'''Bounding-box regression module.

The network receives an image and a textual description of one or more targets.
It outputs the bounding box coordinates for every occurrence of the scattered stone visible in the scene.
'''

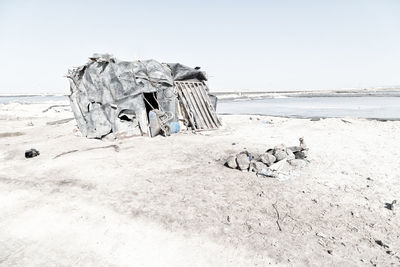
[316,232,327,238]
[226,156,237,169]
[327,250,333,255]
[259,153,276,166]
[27,121,34,126]
[232,142,237,145]
[236,153,250,171]
[310,117,320,121]
[25,148,40,158]
[384,200,397,211]
[375,240,389,249]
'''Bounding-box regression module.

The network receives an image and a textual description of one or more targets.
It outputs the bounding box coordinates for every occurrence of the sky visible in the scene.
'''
[0,0,399,94]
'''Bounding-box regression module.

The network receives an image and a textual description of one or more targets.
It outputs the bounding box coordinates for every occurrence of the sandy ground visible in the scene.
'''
[0,101,399,266]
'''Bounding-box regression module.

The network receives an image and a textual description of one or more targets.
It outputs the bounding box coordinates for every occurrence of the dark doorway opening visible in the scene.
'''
[143,93,159,119]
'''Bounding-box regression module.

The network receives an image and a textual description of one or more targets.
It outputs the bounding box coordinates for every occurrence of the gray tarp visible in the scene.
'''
[67,54,207,139]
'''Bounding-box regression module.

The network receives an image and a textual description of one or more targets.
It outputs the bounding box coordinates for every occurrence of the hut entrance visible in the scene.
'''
[143,93,159,119]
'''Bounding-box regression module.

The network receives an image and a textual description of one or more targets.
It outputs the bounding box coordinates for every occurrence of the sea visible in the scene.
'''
[1,93,400,120]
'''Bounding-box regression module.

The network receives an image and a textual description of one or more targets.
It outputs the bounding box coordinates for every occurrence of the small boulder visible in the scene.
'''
[25,148,40,158]
[273,144,287,161]
[249,161,268,172]
[236,153,250,171]
[294,150,308,159]
[260,153,276,166]
[273,150,287,162]
[286,149,295,160]
[226,155,237,169]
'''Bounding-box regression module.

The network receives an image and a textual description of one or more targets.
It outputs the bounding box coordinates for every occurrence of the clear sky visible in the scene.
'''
[0,0,399,94]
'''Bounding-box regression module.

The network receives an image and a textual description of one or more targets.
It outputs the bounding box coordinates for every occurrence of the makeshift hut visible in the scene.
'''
[67,54,220,139]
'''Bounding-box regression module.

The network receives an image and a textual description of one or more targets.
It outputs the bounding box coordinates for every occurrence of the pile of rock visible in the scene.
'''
[225,138,309,178]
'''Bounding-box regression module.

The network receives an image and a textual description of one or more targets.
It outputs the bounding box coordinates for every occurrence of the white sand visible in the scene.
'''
[0,102,399,266]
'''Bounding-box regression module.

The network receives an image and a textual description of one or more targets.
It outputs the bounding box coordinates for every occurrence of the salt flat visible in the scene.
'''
[0,102,399,266]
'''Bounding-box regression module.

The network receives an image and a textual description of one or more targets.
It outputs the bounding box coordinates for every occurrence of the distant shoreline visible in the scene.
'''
[214,88,400,100]
[1,87,400,99]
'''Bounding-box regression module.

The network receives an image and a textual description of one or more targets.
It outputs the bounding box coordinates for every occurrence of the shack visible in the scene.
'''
[67,54,220,139]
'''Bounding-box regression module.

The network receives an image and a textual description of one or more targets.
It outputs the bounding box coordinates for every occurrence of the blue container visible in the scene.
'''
[170,122,180,134]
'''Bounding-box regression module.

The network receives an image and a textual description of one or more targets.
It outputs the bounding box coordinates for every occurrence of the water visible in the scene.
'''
[217,96,400,119]
[2,95,400,120]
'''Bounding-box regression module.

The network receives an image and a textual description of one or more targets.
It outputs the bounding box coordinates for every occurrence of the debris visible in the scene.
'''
[272,203,282,231]
[225,156,238,169]
[375,240,389,249]
[42,105,70,113]
[46,118,74,125]
[256,168,277,178]
[236,153,250,171]
[25,148,40,158]
[53,150,79,159]
[384,200,397,211]
[316,232,327,238]
[299,137,307,150]
[310,117,320,121]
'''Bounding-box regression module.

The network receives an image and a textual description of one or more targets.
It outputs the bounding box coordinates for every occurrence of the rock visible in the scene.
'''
[236,153,250,171]
[286,149,295,160]
[288,159,307,168]
[287,146,302,153]
[270,159,291,172]
[294,150,308,159]
[25,148,40,158]
[260,153,276,166]
[266,148,274,155]
[375,240,389,249]
[273,144,288,161]
[225,156,237,169]
[273,150,287,161]
[384,200,397,211]
[249,161,268,172]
